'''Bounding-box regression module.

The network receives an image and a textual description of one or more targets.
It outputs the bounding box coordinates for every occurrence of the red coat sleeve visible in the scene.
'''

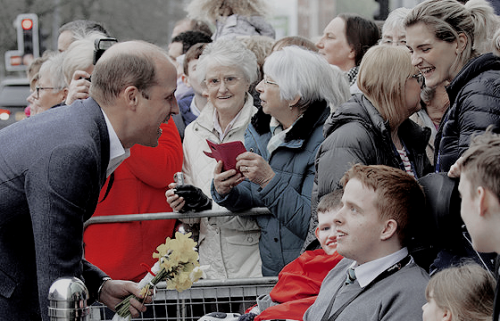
[255,249,343,321]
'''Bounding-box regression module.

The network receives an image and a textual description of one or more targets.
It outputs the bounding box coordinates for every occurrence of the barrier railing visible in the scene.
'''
[85,207,277,321]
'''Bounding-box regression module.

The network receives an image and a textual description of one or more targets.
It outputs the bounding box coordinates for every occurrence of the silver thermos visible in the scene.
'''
[48,277,90,321]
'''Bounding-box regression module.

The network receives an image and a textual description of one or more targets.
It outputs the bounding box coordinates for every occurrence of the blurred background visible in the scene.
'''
[0,0,430,79]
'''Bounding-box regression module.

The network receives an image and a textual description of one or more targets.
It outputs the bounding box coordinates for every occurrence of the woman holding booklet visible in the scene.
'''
[165,39,262,280]
[211,46,349,276]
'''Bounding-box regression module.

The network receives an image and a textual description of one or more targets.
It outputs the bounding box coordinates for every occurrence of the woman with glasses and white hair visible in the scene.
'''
[29,53,68,116]
[303,45,433,255]
[211,46,350,276]
[166,38,262,279]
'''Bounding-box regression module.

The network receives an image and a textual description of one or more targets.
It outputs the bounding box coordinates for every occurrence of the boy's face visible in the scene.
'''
[185,59,205,96]
[315,208,340,255]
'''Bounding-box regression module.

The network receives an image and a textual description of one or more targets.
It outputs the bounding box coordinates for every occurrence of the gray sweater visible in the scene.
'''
[304,258,429,321]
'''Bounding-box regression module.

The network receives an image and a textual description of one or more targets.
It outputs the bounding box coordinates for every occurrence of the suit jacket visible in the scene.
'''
[0,97,110,320]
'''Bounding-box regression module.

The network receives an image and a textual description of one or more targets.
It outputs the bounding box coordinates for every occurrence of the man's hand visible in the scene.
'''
[99,280,152,317]
[66,70,91,105]
[448,156,464,178]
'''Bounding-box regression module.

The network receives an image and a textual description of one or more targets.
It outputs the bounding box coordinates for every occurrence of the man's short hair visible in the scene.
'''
[317,189,343,214]
[90,41,167,105]
[461,126,500,201]
[59,20,110,39]
[171,31,212,55]
[340,164,425,245]
[183,42,208,75]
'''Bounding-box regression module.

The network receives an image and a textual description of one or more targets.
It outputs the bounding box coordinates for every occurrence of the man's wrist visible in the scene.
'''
[97,277,112,303]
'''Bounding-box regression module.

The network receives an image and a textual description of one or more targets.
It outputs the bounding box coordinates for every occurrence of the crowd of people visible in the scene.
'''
[2,0,500,320]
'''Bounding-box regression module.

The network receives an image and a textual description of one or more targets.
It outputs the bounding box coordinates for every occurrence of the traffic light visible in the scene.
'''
[16,14,40,58]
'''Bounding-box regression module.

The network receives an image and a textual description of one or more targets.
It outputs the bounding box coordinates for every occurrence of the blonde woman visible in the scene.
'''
[305,45,432,252]
[423,264,495,321]
[405,0,500,172]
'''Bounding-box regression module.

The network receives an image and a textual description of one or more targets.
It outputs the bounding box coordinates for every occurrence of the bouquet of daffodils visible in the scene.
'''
[112,232,204,321]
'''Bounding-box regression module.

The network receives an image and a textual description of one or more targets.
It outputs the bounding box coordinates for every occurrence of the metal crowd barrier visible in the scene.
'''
[84,208,278,321]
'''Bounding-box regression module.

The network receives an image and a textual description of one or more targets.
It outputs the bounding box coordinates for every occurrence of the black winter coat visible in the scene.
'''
[435,53,500,172]
[303,94,432,250]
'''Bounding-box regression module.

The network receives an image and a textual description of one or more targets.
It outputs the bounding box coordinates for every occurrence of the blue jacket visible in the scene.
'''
[212,100,330,276]
[0,98,109,320]
[436,53,500,172]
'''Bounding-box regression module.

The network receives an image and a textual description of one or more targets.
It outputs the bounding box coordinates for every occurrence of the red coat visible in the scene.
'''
[253,249,343,321]
[84,120,183,282]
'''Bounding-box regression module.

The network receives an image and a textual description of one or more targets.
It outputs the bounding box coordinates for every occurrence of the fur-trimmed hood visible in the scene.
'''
[250,99,330,143]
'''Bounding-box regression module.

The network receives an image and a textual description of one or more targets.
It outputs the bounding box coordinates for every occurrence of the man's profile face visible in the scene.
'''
[335,178,386,264]
[135,58,179,147]
[458,172,486,252]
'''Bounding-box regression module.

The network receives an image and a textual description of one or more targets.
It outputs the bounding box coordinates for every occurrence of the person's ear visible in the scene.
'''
[61,88,69,103]
[315,226,320,240]
[442,308,452,321]
[380,219,397,241]
[289,95,301,108]
[348,46,356,60]
[181,73,191,88]
[456,32,468,54]
[123,86,139,110]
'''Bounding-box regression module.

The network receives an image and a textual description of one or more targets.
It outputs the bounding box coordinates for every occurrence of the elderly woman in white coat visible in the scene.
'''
[166,39,262,279]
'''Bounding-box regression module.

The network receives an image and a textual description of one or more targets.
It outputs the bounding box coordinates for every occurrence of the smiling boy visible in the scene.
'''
[241,190,344,321]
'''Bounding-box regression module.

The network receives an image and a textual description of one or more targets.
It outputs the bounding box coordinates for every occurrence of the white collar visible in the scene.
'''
[101,109,130,177]
[351,248,409,288]
[190,97,202,117]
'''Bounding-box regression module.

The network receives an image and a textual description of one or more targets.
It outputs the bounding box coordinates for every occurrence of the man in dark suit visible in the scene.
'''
[0,40,179,320]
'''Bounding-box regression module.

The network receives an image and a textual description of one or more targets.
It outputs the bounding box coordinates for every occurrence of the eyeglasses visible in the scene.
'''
[205,76,241,89]
[262,77,279,86]
[409,73,425,88]
[34,87,58,99]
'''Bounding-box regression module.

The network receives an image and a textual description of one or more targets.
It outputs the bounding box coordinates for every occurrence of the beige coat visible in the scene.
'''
[182,94,262,279]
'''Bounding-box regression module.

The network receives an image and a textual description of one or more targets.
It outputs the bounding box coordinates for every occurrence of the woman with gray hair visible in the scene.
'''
[166,38,262,279]
[30,53,68,116]
[211,46,349,276]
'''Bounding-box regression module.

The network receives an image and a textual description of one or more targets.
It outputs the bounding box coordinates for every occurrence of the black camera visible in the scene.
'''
[93,38,118,65]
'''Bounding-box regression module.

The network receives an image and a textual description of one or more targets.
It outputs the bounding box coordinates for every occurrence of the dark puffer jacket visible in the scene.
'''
[303,94,432,250]
[212,100,330,276]
[435,53,500,172]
